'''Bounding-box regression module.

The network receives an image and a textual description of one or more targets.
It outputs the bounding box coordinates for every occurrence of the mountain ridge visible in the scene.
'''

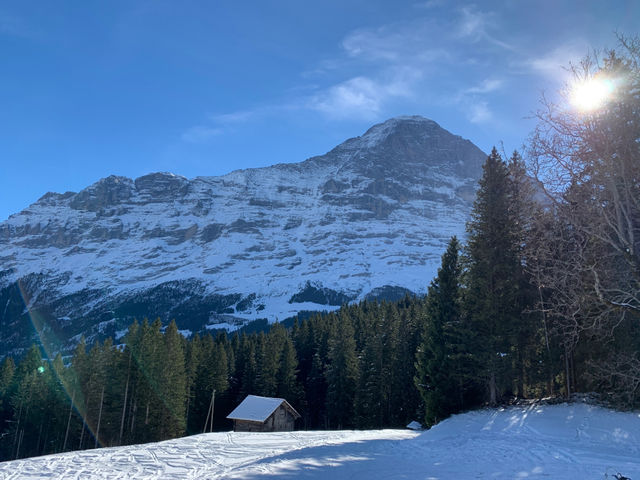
[17,116,478,213]
[0,115,486,357]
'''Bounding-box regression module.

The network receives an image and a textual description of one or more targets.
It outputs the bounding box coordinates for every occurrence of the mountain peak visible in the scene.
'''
[327,115,468,154]
[358,116,440,148]
[312,115,485,179]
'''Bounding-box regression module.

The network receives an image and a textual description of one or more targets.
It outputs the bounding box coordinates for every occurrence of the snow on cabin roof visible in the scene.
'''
[227,395,300,422]
[406,421,422,430]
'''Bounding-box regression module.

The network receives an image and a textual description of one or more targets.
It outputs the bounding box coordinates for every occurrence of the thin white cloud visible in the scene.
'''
[308,68,420,120]
[207,110,256,124]
[468,101,492,124]
[183,107,272,143]
[309,77,382,119]
[455,5,516,52]
[193,68,419,125]
[413,0,445,9]
[463,78,504,95]
[452,78,501,126]
[457,6,488,41]
[185,4,523,130]
[518,41,590,80]
[341,21,451,64]
[181,126,224,143]
[183,103,300,142]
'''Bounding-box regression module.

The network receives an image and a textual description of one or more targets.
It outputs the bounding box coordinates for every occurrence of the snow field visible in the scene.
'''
[1,403,639,479]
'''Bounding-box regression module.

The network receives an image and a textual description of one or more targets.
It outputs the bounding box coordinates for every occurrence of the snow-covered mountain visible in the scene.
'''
[0,116,486,357]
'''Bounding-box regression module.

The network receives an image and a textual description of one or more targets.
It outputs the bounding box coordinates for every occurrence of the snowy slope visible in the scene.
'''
[0,116,486,356]
[1,403,638,479]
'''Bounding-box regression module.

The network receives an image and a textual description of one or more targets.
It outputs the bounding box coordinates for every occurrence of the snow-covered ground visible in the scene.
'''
[1,403,639,479]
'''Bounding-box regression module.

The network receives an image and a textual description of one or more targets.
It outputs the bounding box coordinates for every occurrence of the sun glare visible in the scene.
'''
[569,76,615,112]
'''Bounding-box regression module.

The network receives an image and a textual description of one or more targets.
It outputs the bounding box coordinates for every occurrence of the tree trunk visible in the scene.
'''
[15,429,24,460]
[13,399,23,456]
[489,371,497,406]
[538,286,555,396]
[79,396,89,450]
[41,426,48,456]
[63,390,75,451]
[95,386,105,448]
[36,420,43,455]
[570,352,576,395]
[517,349,525,398]
[185,395,190,433]
[130,401,137,436]
[119,352,132,445]
[564,347,572,398]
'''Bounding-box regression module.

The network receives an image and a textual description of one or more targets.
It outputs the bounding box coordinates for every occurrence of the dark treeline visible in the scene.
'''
[0,38,638,462]
[0,301,425,461]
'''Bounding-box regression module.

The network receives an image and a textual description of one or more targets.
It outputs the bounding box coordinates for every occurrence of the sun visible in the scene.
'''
[569,76,615,112]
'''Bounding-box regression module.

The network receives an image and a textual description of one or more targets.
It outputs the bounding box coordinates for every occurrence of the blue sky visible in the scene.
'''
[1,1,638,220]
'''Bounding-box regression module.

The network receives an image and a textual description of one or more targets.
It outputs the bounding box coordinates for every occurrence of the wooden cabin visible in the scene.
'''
[227,395,301,432]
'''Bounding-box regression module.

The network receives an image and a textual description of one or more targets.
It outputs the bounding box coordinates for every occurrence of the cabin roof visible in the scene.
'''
[226,395,300,422]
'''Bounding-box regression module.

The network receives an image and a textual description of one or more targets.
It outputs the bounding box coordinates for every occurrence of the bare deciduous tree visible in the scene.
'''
[525,36,640,403]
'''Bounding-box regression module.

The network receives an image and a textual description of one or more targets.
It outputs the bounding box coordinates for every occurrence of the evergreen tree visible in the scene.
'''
[184,333,202,434]
[305,352,327,429]
[415,236,464,426]
[326,313,359,429]
[355,328,385,428]
[259,325,287,397]
[44,354,70,454]
[81,341,106,448]
[68,337,90,450]
[158,321,187,439]
[210,342,230,429]
[0,358,15,397]
[237,335,258,399]
[10,345,47,459]
[0,357,15,431]
[292,320,313,395]
[391,302,422,426]
[506,151,541,397]
[463,148,526,405]
[129,319,164,443]
[383,303,408,427]
[190,334,230,433]
[276,336,302,407]
[119,322,140,446]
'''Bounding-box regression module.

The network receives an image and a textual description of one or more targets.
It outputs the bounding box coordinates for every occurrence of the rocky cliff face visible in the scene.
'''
[0,116,486,357]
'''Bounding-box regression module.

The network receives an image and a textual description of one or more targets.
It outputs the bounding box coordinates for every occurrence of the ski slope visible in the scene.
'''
[1,403,639,479]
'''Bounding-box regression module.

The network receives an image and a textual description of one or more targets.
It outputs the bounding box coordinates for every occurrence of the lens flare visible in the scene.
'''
[569,76,615,112]
[15,281,182,450]
[16,279,103,448]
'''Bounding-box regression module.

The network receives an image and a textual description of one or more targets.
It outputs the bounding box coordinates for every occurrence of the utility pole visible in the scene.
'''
[210,389,215,432]
[95,386,105,448]
[203,389,216,433]
[63,390,75,451]
[119,350,132,445]
[13,399,22,458]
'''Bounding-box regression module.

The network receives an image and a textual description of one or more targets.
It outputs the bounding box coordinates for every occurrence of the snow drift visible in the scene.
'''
[1,403,638,479]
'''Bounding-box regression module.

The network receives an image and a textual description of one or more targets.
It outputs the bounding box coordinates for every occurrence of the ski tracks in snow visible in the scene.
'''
[1,404,640,479]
